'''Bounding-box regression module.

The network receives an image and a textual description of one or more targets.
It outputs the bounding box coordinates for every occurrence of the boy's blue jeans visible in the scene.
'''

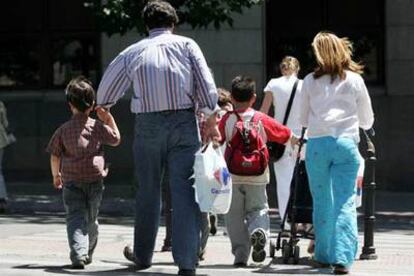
[132,109,201,270]
[62,180,104,264]
[305,136,360,268]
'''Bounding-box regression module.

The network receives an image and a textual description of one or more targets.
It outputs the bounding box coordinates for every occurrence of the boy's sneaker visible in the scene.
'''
[233,262,247,268]
[71,260,85,269]
[85,256,92,265]
[250,229,266,263]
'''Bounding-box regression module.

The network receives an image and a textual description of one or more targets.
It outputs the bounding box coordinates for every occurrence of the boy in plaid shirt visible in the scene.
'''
[47,77,121,269]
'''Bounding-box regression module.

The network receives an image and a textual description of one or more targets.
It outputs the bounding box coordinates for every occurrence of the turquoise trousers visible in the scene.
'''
[305,136,360,268]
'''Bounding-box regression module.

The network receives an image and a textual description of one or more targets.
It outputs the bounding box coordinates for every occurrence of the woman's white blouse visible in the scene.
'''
[299,71,374,142]
[264,75,303,136]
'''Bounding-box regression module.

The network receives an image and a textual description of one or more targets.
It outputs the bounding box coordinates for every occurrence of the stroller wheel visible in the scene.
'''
[293,245,300,264]
[269,239,276,258]
[282,244,291,264]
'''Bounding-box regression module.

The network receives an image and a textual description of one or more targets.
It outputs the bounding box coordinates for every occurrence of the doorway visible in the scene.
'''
[265,0,385,85]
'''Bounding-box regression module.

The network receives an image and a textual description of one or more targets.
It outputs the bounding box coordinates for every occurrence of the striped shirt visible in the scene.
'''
[97,28,218,114]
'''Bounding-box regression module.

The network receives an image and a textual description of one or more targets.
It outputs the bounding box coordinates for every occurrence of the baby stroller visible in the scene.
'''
[269,128,314,264]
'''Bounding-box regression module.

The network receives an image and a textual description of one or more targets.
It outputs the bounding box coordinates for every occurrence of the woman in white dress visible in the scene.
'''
[260,56,302,226]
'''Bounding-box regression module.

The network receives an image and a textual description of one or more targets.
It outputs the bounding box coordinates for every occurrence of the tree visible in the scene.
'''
[84,0,263,37]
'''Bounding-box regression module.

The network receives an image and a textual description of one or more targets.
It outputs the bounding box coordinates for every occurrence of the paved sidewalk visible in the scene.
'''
[0,190,413,275]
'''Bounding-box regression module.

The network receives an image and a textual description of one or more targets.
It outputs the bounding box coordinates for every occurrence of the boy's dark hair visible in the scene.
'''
[231,75,256,102]
[65,76,95,113]
[217,88,231,108]
[143,0,179,30]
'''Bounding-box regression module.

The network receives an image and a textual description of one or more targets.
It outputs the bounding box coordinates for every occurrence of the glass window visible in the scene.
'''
[0,0,43,32]
[52,37,99,86]
[0,37,41,88]
[266,0,385,85]
[48,0,96,31]
[0,0,99,89]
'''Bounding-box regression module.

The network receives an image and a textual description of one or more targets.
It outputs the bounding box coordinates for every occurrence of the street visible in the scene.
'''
[1,192,414,275]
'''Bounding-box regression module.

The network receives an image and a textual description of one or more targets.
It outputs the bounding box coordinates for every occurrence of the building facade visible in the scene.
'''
[0,0,413,191]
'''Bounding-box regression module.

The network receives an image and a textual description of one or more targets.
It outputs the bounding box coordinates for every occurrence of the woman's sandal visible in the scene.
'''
[308,257,331,268]
[333,264,349,275]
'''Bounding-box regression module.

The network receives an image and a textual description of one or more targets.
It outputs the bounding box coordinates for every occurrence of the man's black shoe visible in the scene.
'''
[123,245,151,270]
[178,268,196,276]
[161,244,172,252]
[123,245,136,263]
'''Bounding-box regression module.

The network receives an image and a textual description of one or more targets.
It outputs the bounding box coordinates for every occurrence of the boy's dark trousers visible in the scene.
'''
[63,180,104,264]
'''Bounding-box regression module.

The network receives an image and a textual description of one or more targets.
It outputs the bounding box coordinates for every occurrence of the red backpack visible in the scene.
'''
[224,112,269,176]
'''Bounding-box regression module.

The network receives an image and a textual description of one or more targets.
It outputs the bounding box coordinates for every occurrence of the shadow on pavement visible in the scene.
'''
[3,191,414,232]
[12,263,181,275]
[252,258,332,275]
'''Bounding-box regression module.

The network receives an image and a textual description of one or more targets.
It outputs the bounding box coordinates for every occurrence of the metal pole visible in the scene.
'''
[360,129,378,260]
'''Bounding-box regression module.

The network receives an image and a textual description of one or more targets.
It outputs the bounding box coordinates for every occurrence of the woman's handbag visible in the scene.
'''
[267,79,299,162]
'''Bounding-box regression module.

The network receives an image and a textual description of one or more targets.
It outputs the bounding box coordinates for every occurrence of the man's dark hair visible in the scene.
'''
[231,75,256,102]
[143,0,179,30]
[65,76,95,113]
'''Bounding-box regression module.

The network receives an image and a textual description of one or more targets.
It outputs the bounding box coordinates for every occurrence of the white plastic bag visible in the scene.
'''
[355,153,365,208]
[193,143,232,214]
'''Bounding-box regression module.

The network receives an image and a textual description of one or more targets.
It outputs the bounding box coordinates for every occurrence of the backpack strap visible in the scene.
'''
[233,111,244,122]
[232,110,257,123]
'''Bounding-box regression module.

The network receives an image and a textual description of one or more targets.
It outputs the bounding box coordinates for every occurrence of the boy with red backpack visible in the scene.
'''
[219,76,296,266]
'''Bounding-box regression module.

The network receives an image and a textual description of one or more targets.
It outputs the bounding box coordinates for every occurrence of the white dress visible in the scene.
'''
[263,75,303,221]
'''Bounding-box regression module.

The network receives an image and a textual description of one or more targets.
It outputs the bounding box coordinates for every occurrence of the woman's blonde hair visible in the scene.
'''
[279,56,300,75]
[312,31,364,81]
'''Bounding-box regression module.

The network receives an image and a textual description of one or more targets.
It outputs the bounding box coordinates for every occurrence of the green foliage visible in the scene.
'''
[84,0,263,36]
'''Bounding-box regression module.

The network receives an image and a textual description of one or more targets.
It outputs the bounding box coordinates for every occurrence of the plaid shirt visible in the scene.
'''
[46,113,120,183]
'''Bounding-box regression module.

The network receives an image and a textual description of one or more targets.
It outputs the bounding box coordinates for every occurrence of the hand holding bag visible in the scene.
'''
[267,79,299,162]
[193,143,232,214]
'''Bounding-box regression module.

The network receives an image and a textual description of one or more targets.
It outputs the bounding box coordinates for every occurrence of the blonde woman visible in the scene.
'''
[260,56,302,226]
[300,32,374,274]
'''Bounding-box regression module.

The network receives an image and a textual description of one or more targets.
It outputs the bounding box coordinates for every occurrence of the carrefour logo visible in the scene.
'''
[214,167,231,186]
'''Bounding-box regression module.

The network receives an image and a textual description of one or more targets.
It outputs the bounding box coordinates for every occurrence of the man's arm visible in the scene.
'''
[97,54,132,108]
[187,40,221,142]
[187,40,218,113]
[96,107,121,146]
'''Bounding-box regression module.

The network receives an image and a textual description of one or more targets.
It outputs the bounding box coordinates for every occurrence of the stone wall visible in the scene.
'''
[101,6,265,93]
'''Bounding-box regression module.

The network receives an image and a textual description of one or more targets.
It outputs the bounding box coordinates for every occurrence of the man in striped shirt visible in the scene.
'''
[96,1,219,275]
